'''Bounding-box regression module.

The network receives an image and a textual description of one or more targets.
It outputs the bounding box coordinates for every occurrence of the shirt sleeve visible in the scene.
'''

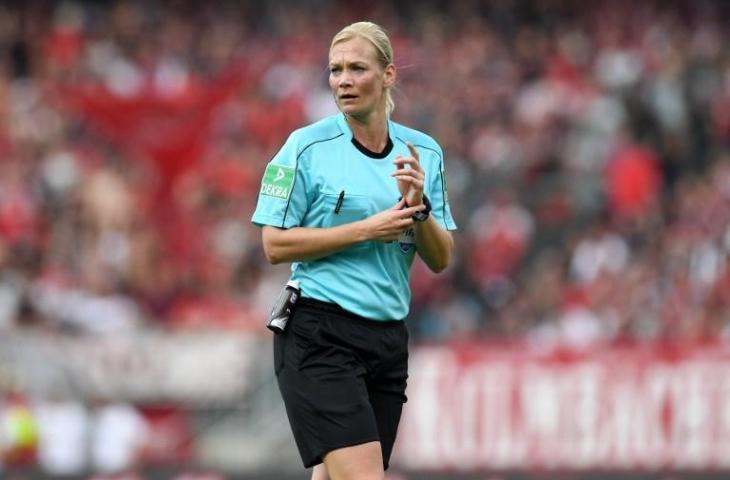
[427,148,458,231]
[251,134,310,229]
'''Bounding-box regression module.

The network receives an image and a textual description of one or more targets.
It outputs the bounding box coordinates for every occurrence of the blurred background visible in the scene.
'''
[0,0,728,479]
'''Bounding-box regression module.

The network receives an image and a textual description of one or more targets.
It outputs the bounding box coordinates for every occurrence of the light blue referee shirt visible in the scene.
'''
[252,113,457,321]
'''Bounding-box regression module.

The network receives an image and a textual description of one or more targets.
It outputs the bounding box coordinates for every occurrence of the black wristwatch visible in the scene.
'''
[410,194,432,222]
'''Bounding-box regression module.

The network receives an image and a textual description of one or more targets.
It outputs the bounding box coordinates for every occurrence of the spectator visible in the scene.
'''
[0,0,725,356]
[90,399,149,475]
[0,0,728,477]
[35,392,89,476]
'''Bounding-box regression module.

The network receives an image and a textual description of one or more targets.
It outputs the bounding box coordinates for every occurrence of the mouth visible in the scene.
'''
[339,94,358,101]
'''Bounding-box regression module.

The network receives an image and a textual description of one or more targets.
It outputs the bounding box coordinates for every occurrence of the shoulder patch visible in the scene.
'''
[260,164,295,200]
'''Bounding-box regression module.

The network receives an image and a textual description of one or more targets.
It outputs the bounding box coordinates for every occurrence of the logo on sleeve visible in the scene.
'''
[260,164,295,200]
[398,228,415,253]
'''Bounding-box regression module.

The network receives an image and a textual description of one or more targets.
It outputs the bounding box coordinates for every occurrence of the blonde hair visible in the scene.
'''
[330,21,395,117]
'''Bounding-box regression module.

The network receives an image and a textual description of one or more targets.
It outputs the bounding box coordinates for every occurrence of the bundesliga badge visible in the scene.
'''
[398,228,415,253]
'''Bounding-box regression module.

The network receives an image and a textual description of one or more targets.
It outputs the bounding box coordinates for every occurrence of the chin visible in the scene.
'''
[340,105,372,119]
[340,108,361,118]
[339,103,358,113]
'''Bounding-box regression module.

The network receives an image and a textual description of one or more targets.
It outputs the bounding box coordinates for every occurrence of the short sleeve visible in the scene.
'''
[428,149,457,231]
[251,135,310,229]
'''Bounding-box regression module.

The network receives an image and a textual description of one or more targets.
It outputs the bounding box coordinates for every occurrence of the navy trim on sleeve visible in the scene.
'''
[438,159,448,225]
[394,136,449,229]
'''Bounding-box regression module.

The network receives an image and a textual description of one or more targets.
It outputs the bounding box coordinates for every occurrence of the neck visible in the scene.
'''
[345,111,389,153]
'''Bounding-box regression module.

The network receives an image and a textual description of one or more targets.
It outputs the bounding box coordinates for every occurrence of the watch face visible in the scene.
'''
[413,211,429,222]
[411,195,431,221]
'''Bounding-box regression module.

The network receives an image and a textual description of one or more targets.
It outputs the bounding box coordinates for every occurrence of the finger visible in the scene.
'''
[390,171,424,182]
[400,204,426,216]
[392,177,425,191]
[402,217,417,226]
[391,167,424,178]
[406,142,420,163]
[391,198,407,210]
[393,157,421,169]
[394,219,415,230]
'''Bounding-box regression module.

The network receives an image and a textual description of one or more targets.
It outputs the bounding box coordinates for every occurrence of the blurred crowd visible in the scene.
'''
[1,389,152,477]
[0,0,729,477]
[0,0,728,349]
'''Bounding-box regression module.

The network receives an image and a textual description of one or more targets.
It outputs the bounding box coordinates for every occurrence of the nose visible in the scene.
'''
[337,70,353,87]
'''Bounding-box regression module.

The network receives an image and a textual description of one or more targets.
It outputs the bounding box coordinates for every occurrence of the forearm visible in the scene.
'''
[415,217,454,273]
[262,224,368,264]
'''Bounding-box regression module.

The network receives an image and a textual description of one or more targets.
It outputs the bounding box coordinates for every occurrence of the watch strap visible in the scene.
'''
[410,194,431,222]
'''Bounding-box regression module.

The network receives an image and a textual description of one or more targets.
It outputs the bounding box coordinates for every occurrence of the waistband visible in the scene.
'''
[297,297,403,325]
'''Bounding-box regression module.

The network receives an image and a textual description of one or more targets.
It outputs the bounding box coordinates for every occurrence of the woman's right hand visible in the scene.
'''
[362,199,426,242]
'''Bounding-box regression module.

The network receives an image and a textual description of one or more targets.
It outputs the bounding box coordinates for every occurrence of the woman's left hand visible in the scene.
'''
[392,142,425,207]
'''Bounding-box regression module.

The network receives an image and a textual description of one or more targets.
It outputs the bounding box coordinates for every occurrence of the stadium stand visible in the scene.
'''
[0,0,727,478]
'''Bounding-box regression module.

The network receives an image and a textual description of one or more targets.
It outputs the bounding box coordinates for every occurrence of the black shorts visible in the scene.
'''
[273,297,409,470]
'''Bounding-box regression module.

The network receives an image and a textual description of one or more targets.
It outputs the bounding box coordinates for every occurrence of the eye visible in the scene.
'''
[329,66,341,74]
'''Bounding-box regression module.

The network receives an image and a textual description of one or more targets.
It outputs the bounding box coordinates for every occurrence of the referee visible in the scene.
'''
[252,21,456,480]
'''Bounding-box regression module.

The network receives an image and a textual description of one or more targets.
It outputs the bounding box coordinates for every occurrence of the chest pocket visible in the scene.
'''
[322,193,371,227]
[322,193,372,253]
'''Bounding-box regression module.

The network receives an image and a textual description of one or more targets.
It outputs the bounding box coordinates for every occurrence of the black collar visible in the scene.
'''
[351,136,393,159]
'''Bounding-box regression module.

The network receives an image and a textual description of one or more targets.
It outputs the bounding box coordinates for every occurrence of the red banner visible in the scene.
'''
[396,343,730,471]
[58,67,247,197]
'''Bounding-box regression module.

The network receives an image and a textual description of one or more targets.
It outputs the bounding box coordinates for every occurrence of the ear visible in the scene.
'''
[383,63,396,88]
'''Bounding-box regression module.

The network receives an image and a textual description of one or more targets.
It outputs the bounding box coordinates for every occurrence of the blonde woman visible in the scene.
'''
[252,21,456,480]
